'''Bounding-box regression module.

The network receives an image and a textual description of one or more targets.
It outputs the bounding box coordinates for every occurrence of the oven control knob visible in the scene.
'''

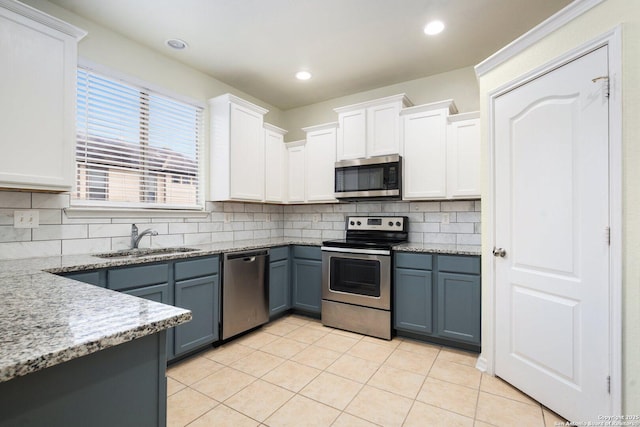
[388,221,393,226]
[357,221,361,226]
[350,221,355,226]
[396,221,401,227]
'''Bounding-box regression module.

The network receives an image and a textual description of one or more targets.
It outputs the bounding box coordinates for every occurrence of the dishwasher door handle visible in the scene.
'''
[225,249,269,261]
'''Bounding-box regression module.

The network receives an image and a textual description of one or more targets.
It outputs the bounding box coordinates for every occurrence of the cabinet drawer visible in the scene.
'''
[270,246,289,262]
[395,252,432,270]
[175,256,219,281]
[64,270,104,287]
[292,245,321,260]
[108,264,168,291]
[438,255,480,275]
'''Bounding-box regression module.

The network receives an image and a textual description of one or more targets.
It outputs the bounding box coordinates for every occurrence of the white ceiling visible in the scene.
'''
[47,0,573,110]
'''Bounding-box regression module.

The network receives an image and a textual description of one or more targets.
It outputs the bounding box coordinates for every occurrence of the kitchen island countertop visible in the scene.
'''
[0,272,190,383]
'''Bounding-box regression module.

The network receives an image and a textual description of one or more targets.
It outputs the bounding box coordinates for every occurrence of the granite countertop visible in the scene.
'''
[0,236,477,384]
[393,242,482,256]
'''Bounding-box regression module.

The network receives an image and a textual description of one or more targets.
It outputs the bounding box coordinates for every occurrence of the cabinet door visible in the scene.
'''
[367,102,401,157]
[337,109,366,160]
[447,117,481,198]
[402,109,448,199]
[174,274,219,356]
[305,128,337,202]
[229,102,265,201]
[394,268,433,334]
[287,143,306,203]
[265,127,286,202]
[0,7,80,191]
[123,283,174,360]
[291,258,322,314]
[269,259,290,316]
[436,272,480,345]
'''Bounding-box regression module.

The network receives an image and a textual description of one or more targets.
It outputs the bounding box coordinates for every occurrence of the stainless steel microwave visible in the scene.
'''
[334,154,401,201]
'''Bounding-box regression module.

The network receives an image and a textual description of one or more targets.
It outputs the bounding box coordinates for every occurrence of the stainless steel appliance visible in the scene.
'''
[334,155,401,201]
[222,249,269,340]
[321,216,408,340]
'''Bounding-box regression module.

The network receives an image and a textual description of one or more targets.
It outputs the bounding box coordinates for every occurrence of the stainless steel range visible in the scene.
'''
[321,216,408,340]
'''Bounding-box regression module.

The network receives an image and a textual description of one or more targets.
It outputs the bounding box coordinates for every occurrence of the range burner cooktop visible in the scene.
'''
[322,216,408,250]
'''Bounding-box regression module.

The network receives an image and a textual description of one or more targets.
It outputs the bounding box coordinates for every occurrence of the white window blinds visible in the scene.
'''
[75,67,203,209]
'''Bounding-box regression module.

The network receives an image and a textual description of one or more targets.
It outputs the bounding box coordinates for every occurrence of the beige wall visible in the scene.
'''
[477,0,640,413]
[282,66,479,141]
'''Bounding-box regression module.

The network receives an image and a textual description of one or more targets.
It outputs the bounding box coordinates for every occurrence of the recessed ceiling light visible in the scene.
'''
[423,20,445,36]
[295,71,312,81]
[166,38,188,50]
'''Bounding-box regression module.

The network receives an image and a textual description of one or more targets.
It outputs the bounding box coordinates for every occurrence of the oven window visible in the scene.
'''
[330,257,380,297]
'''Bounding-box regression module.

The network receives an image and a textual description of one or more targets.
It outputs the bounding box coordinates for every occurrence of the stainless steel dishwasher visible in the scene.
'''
[222,249,270,340]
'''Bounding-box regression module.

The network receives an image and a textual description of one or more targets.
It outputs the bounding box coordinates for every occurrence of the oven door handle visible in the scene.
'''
[321,246,391,256]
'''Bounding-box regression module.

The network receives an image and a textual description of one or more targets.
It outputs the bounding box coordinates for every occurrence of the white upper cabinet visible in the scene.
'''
[264,123,288,203]
[209,93,268,202]
[334,94,412,161]
[286,140,306,203]
[303,123,337,203]
[401,100,458,200]
[447,112,481,198]
[0,1,85,192]
[336,109,366,160]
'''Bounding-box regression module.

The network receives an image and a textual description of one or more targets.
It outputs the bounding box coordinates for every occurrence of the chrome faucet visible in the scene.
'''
[131,224,158,249]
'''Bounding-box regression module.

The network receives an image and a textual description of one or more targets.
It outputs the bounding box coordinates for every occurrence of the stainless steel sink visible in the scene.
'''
[95,247,200,259]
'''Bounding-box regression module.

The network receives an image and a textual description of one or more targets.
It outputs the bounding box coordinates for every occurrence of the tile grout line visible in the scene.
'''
[400,346,442,426]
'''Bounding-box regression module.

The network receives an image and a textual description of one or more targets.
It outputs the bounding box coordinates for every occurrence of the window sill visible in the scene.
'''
[64,206,209,219]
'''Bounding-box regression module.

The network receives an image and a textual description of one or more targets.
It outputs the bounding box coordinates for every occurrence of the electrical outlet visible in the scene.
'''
[441,213,450,225]
[264,214,271,222]
[224,213,233,223]
[14,210,39,228]
[312,214,321,223]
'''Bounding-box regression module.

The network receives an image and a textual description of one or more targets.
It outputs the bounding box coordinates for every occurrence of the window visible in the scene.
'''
[75,66,203,209]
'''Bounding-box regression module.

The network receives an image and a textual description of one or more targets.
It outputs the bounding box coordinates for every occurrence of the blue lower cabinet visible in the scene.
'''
[58,255,223,361]
[394,268,433,334]
[394,252,481,350]
[269,259,290,316]
[292,259,322,314]
[291,246,322,315]
[174,274,219,357]
[437,272,481,345]
[269,246,291,316]
[123,283,174,359]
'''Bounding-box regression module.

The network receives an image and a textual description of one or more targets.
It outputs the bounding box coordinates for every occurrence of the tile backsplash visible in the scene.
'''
[0,190,480,260]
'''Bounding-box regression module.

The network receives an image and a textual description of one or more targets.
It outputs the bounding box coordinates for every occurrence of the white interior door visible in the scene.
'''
[494,46,610,421]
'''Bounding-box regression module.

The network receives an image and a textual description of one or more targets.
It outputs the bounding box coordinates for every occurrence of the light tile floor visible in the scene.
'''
[167,314,565,427]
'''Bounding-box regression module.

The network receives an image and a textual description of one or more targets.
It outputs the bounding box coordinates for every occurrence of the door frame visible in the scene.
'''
[480,26,622,414]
